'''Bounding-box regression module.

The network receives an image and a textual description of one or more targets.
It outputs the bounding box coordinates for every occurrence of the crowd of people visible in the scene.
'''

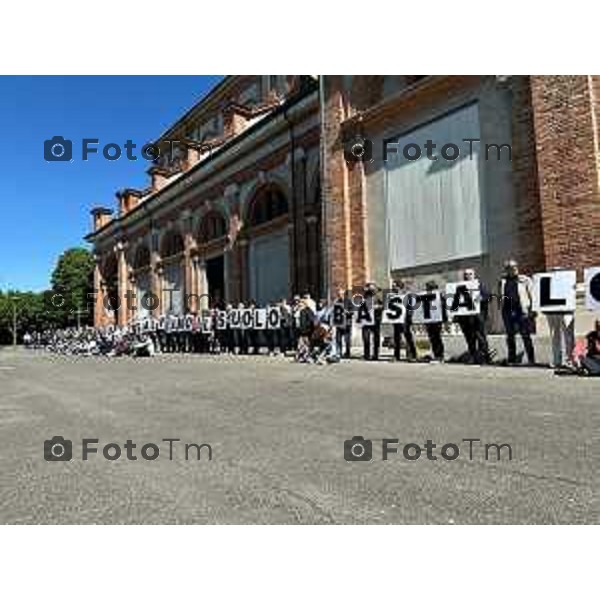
[22,259,600,376]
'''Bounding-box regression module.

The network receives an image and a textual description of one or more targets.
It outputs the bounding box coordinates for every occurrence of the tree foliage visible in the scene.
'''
[0,247,95,344]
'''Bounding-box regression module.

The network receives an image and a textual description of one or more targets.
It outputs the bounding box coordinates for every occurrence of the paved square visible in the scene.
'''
[0,349,597,523]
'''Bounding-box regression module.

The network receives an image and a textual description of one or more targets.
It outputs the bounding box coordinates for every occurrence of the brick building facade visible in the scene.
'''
[88,75,600,331]
[88,76,321,327]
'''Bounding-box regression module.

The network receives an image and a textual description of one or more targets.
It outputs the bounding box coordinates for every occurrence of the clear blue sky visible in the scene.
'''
[0,75,223,292]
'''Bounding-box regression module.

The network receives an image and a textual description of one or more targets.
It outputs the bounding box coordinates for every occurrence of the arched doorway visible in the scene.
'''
[197,210,227,307]
[160,229,185,315]
[304,176,322,298]
[245,184,290,304]
[101,253,119,323]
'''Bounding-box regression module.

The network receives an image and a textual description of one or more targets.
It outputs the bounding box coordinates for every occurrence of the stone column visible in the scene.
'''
[181,211,195,314]
[238,238,249,301]
[198,260,209,311]
[223,183,240,303]
[128,270,137,322]
[190,254,200,312]
[116,241,129,326]
[150,227,162,316]
[305,214,319,297]
[93,257,105,328]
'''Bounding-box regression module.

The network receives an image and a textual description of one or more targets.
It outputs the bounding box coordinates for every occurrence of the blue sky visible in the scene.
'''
[0,75,223,292]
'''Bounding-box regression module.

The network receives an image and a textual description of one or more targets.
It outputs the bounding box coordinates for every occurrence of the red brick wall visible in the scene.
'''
[530,75,600,273]
[322,76,352,291]
[510,76,546,274]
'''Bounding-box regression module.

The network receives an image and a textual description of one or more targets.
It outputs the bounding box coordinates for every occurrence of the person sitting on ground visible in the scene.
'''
[132,333,156,358]
[577,319,600,376]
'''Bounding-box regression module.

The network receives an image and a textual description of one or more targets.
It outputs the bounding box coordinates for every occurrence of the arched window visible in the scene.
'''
[160,230,184,258]
[133,245,150,270]
[248,185,288,228]
[198,211,227,244]
[101,254,118,284]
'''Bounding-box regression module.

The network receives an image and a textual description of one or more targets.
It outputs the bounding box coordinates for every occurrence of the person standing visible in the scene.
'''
[362,282,382,361]
[544,268,576,368]
[390,280,417,361]
[333,288,352,359]
[290,294,302,352]
[247,299,260,355]
[424,280,445,362]
[265,302,278,356]
[454,268,491,364]
[295,297,316,362]
[223,303,235,354]
[236,302,249,355]
[499,259,536,365]
[279,298,292,354]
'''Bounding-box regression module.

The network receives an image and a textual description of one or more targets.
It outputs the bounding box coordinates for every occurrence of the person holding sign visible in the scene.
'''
[534,268,577,368]
[247,299,260,355]
[222,304,235,354]
[295,297,317,362]
[332,288,352,359]
[499,259,536,365]
[236,302,249,355]
[389,280,417,362]
[290,295,302,352]
[360,283,383,361]
[278,298,292,354]
[451,268,491,364]
[423,280,446,362]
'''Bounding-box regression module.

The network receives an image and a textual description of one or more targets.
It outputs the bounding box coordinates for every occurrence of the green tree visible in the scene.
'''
[48,247,95,328]
[0,290,53,344]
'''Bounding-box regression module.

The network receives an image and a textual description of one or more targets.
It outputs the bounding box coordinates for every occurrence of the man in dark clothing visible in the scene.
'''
[235,302,249,355]
[333,288,352,359]
[362,283,382,361]
[279,298,292,354]
[290,294,302,352]
[499,259,536,364]
[454,268,491,364]
[247,300,260,355]
[424,280,445,362]
[390,280,417,361]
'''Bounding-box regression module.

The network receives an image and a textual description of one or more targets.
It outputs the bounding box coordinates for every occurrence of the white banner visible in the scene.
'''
[253,309,267,330]
[266,307,281,329]
[584,267,600,311]
[331,302,347,328]
[216,311,227,330]
[412,291,444,324]
[229,309,241,329]
[354,303,374,327]
[533,271,577,313]
[445,280,481,318]
[381,294,405,324]
[201,315,212,333]
[240,309,254,330]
